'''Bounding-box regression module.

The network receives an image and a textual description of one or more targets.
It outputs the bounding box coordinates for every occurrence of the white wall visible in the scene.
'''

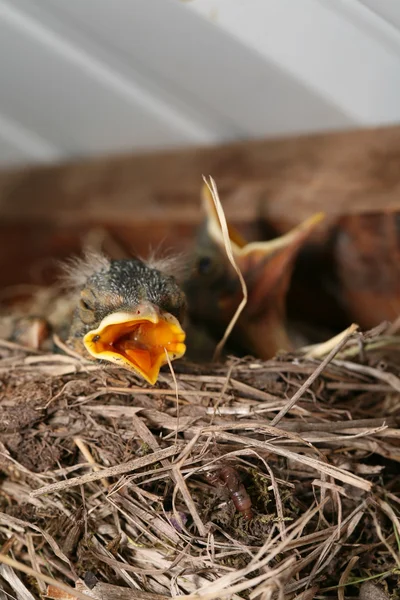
[0,0,399,165]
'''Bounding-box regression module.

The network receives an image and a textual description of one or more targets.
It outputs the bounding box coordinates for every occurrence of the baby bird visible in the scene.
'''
[0,315,51,351]
[64,252,187,384]
[184,184,324,359]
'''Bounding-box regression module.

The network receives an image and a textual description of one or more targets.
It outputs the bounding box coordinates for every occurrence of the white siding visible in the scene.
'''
[0,0,399,165]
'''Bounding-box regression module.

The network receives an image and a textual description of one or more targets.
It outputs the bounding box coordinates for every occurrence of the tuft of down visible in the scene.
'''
[139,250,189,283]
[60,250,111,290]
[62,248,189,290]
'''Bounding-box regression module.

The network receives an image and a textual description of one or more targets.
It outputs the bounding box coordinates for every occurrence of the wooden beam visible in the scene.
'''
[1,124,400,289]
[1,124,400,229]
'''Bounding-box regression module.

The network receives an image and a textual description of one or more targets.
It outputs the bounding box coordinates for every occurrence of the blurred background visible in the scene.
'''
[1,0,400,333]
[0,0,400,165]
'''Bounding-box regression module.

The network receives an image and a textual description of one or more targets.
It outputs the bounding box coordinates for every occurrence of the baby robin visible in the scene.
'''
[184,184,324,359]
[0,252,187,385]
[64,251,187,384]
[1,185,323,373]
[0,315,52,351]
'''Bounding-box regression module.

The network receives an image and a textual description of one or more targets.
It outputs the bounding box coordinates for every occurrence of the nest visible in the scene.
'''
[0,315,399,600]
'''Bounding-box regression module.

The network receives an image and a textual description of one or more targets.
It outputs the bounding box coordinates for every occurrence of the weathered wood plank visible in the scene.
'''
[1,124,400,229]
[1,124,400,292]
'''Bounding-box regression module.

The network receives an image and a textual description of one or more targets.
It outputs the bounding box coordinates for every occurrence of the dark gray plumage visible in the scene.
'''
[66,256,186,344]
[60,252,187,383]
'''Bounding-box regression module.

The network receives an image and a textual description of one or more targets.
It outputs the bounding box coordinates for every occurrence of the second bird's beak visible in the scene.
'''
[201,184,325,358]
[83,302,186,385]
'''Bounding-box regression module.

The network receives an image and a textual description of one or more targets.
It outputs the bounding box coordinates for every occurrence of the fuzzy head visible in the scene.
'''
[184,184,324,359]
[65,252,187,384]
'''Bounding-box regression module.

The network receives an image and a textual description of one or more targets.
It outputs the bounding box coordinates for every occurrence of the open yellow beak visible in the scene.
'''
[201,182,325,258]
[83,303,186,385]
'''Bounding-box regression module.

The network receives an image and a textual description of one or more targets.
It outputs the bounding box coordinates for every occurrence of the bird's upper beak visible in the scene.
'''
[82,303,186,385]
[202,182,324,265]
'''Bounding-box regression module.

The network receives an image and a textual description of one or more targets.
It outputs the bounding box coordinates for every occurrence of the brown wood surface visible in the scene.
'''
[1,123,400,224]
[1,124,400,288]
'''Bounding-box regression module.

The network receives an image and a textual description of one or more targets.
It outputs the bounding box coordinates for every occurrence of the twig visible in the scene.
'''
[270,324,358,426]
[281,418,397,433]
[338,556,359,600]
[30,445,183,497]
[74,437,109,489]
[0,554,89,600]
[26,532,46,593]
[210,431,371,491]
[172,466,207,537]
[332,359,400,393]
[164,347,180,445]
[203,176,248,360]
[302,323,360,359]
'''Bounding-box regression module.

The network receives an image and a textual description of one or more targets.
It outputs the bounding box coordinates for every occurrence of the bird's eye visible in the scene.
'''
[197,256,213,276]
[80,299,93,311]
[79,296,97,324]
[78,289,98,324]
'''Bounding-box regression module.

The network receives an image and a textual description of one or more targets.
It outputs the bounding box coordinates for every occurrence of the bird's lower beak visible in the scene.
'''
[213,211,325,358]
[82,303,186,385]
[232,213,325,358]
[233,212,326,310]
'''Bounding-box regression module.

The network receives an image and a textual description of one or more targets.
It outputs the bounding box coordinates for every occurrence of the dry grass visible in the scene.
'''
[0,318,399,600]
